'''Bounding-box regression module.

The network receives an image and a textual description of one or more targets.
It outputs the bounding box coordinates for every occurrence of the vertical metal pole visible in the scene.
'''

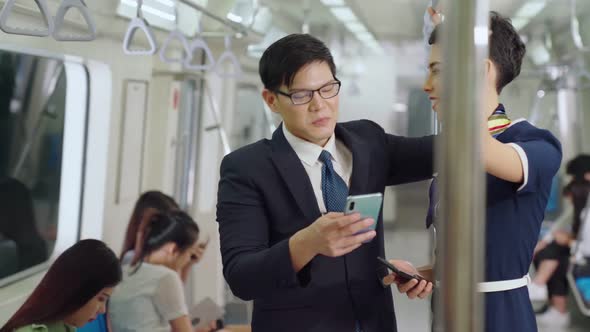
[175,79,196,209]
[302,0,311,34]
[435,0,489,331]
[557,74,580,162]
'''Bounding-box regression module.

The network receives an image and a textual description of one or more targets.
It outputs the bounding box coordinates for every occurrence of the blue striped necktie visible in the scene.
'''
[319,150,348,212]
[319,151,361,332]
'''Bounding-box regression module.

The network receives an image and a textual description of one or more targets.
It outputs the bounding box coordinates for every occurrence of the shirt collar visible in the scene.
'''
[282,124,338,167]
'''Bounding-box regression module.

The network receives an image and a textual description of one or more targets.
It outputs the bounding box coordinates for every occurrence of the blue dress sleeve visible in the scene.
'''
[507,133,561,194]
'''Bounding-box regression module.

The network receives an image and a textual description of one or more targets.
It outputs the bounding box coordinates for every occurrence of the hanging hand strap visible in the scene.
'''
[0,0,53,37]
[184,23,215,71]
[159,29,192,64]
[215,36,243,79]
[53,0,97,41]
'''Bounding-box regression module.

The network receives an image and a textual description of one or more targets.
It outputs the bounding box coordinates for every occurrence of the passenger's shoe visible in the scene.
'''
[528,282,548,302]
[536,307,570,328]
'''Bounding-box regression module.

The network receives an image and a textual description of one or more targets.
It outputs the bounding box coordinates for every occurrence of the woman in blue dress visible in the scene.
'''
[384,11,563,332]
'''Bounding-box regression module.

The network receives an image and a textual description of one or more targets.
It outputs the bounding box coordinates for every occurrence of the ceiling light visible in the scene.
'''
[251,6,273,34]
[511,18,528,30]
[345,22,366,33]
[153,0,175,7]
[529,38,550,65]
[330,7,357,22]
[515,0,547,19]
[511,0,547,31]
[227,12,243,23]
[355,31,374,42]
[121,0,176,21]
[320,0,346,6]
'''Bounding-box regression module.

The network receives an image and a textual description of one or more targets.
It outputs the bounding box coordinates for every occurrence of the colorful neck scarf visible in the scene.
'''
[488,104,511,138]
[426,104,511,228]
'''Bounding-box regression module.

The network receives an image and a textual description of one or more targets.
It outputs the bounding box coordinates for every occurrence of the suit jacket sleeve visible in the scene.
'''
[383,129,435,185]
[216,155,300,301]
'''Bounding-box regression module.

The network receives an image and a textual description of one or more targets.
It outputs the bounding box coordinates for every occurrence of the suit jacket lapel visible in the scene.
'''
[270,124,321,221]
[335,124,370,195]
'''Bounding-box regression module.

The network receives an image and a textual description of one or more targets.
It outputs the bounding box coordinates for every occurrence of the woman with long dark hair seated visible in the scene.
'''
[119,191,179,265]
[109,210,222,332]
[1,239,122,332]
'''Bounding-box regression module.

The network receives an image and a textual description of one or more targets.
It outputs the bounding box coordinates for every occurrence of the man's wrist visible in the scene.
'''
[289,228,317,272]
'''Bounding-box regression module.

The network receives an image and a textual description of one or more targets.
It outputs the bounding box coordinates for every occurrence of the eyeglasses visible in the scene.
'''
[275,80,341,105]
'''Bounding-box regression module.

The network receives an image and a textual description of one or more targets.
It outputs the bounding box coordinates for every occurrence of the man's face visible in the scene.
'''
[423,44,442,121]
[263,61,339,147]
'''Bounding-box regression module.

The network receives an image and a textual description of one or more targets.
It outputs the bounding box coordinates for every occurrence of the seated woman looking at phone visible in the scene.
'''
[108,210,221,332]
[1,240,122,332]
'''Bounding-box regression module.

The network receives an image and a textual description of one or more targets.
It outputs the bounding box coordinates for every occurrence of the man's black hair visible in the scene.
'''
[428,12,526,94]
[259,34,337,91]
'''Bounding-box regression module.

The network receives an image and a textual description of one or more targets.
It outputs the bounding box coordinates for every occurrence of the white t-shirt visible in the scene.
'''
[109,263,188,332]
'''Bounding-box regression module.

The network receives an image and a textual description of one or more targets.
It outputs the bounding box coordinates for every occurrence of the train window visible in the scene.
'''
[0,50,87,285]
[230,84,276,149]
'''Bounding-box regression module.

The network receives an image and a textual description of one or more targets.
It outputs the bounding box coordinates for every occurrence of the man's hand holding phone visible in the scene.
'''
[379,258,434,299]
[306,212,376,258]
[289,213,376,273]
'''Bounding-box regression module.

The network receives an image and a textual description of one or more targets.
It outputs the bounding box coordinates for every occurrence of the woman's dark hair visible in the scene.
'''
[131,210,199,267]
[428,11,526,94]
[563,178,590,237]
[566,154,590,180]
[120,191,179,260]
[1,240,122,332]
[259,33,337,91]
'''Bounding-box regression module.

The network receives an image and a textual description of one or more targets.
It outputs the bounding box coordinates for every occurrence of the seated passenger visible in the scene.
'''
[0,239,122,332]
[120,191,179,265]
[109,211,221,332]
[531,178,590,327]
[119,191,206,283]
[0,177,47,275]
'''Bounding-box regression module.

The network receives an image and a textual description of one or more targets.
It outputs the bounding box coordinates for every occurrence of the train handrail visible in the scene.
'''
[0,0,53,37]
[215,36,243,79]
[122,0,158,55]
[204,82,232,156]
[52,0,97,42]
[184,22,216,72]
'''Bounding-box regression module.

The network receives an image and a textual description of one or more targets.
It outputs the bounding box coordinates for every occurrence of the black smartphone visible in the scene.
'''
[377,256,425,283]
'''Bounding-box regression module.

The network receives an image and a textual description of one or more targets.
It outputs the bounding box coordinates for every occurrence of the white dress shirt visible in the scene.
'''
[283,125,353,213]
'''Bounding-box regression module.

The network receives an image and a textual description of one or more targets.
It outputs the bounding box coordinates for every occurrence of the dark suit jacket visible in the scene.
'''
[217,120,434,332]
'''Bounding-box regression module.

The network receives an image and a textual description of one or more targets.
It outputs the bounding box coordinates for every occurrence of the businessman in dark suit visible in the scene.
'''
[216,34,434,332]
